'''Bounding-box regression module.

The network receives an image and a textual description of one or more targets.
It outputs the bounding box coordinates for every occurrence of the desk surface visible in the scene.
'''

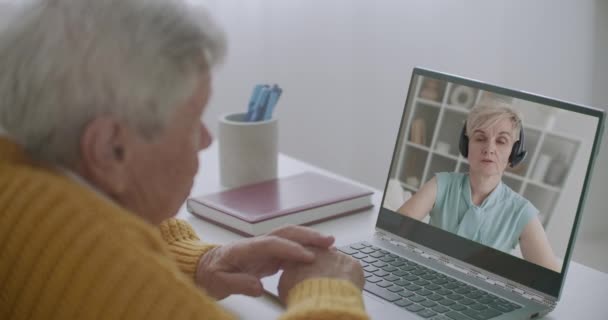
[177,143,608,319]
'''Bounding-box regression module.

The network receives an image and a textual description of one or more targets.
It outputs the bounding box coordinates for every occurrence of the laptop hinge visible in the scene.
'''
[375,231,556,307]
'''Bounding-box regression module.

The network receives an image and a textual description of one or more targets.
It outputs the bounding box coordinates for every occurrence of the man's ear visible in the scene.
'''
[78,117,131,196]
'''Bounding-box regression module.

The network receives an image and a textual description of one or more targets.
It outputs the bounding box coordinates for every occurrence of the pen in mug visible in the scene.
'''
[246,84,267,121]
[250,86,271,122]
[263,85,282,120]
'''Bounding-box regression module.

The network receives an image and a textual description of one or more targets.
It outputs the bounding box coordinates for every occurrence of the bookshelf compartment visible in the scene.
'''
[428,155,458,182]
[535,133,579,188]
[409,102,440,148]
[503,176,523,193]
[523,184,559,225]
[446,85,479,110]
[417,77,448,103]
[398,146,428,191]
[436,109,468,158]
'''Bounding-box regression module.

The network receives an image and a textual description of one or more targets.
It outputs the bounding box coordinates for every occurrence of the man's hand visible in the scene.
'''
[196,225,335,300]
[278,247,364,304]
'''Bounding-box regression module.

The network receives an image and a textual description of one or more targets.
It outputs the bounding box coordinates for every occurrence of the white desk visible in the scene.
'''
[176,143,608,319]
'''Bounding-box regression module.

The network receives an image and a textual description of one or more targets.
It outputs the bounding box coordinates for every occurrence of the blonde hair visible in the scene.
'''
[466,102,523,140]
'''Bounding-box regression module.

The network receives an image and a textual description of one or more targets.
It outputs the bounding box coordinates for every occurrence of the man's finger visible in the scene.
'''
[268,225,335,248]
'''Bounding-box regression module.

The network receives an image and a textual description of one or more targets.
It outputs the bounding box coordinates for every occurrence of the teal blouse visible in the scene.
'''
[429,172,538,253]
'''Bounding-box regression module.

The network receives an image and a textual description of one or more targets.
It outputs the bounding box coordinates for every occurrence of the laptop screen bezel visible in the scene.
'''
[376,67,606,298]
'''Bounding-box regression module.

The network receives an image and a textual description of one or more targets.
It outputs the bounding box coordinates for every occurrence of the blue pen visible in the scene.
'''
[245,84,267,121]
[250,87,271,122]
[263,85,282,120]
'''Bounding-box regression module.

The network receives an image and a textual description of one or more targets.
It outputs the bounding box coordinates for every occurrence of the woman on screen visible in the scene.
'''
[398,103,560,272]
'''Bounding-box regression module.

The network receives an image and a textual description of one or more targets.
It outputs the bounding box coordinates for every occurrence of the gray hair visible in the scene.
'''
[0,0,226,166]
[466,102,523,140]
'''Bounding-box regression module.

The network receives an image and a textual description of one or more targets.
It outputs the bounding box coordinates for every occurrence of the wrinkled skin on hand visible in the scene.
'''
[196,225,335,300]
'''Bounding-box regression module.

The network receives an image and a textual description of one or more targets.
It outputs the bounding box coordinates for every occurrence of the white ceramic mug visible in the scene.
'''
[218,112,278,188]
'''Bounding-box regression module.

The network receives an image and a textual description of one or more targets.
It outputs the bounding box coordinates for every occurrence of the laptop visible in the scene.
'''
[263,68,605,320]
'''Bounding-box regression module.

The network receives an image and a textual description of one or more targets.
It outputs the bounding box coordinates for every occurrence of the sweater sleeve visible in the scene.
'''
[1,141,370,320]
[159,219,369,320]
[281,278,369,320]
[158,218,217,281]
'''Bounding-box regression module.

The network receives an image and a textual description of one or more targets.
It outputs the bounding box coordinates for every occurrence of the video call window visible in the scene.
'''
[383,74,599,273]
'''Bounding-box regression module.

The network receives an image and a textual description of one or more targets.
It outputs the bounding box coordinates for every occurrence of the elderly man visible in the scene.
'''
[0,0,368,319]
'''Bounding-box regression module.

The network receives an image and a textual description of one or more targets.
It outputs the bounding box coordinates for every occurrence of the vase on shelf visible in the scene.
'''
[419,78,442,101]
[544,153,568,186]
[449,85,475,108]
[409,118,427,145]
[532,154,552,181]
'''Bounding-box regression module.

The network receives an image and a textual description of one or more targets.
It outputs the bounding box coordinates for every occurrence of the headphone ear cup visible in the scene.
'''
[510,151,527,167]
[508,141,520,164]
[509,141,527,167]
[459,124,469,158]
[509,127,527,167]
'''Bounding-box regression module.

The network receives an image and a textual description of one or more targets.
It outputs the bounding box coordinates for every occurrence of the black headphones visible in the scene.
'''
[458,121,527,167]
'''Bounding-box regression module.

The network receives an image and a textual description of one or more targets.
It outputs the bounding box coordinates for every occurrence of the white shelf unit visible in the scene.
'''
[392,75,581,227]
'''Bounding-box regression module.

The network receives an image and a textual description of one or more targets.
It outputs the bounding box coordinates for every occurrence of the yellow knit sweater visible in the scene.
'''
[0,137,368,320]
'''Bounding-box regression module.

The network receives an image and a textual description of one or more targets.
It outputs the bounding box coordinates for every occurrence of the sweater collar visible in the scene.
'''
[0,132,111,202]
[0,125,17,147]
[55,166,112,202]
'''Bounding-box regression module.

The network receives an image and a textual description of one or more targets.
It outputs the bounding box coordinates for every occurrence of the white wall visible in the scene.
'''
[200,0,596,188]
[0,2,13,28]
[571,0,608,271]
[199,0,606,268]
[586,0,608,235]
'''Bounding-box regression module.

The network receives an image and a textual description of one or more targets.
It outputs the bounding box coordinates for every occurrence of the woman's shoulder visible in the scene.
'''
[500,183,539,214]
[435,171,466,179]
[435,172,467,185]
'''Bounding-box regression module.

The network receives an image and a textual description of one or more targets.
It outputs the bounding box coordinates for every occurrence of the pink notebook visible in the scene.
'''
[187,171,374,236]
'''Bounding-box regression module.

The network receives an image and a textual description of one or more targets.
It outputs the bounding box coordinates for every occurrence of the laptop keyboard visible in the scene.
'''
[339,242,522,320]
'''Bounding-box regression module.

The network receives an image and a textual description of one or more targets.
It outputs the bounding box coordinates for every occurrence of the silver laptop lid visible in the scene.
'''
[377,67,605,299]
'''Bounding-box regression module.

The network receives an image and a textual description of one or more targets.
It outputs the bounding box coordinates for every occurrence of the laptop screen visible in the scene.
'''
[378,68,605,298]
